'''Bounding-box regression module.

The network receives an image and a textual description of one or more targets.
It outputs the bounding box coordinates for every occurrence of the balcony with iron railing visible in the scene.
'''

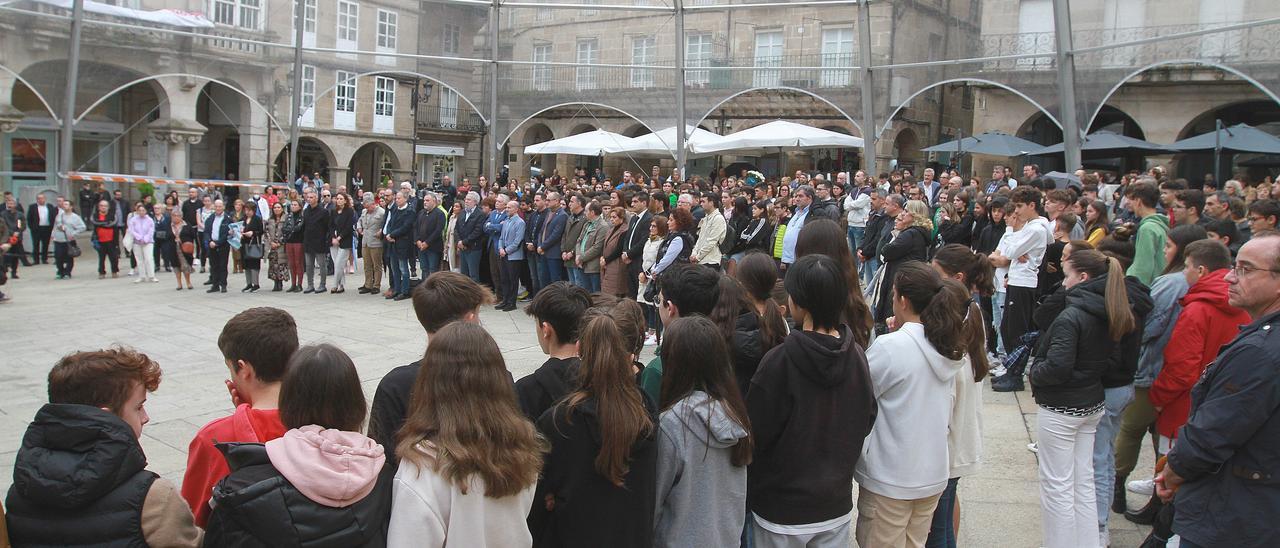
[501,52,861,95]
[416,105,486,134]
[981,23,1280,72]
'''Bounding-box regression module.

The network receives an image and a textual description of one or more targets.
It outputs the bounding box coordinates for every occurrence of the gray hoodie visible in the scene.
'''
[653,391,749,548]
[1135,272,1189,388]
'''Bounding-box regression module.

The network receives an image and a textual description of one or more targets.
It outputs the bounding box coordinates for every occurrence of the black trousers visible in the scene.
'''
[626,259,642,300]
[1000,285,1038,355]
[31,226,52,263]
[208,243,230,288]
[54,241,74,276]
[97,240,119,274]
[500,258,523,307]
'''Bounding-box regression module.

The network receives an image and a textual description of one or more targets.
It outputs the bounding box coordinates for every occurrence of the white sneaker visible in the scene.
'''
[128,269,136,276]
[990,365,1008,378]
[1127,478,1155,496]
[1027,442,1038,453]
[150,277,159,283]
[132,278,142,283]
[644,334,658,346]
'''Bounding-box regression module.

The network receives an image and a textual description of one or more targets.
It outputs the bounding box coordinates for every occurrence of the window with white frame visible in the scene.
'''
[580,0,599,16]
[536,8,551,22]
[334,70,357,131]
[292,0,316,47]
[299,64,315,127]
[631,36,656,88]
[212,0,260,29]
[820,26,854,87]
[376,9,397,65]
[337,1,359,51]
[442,24,460,55]
[440,88,459,128]
[576,39,599,91]
[532,44,552,91]
[685,33,713,85]
[753,30,784,88]
[374,76,396,134]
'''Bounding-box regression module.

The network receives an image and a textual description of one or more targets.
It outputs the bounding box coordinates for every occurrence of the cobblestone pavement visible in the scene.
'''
[0,263,1154,546]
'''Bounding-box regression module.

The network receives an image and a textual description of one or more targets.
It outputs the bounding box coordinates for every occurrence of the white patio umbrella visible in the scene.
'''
[616,126,725,157]
[524,129,637,156]
[690,120,864,154]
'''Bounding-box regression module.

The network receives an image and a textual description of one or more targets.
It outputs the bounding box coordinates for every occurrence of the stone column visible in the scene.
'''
[149,119,207,179]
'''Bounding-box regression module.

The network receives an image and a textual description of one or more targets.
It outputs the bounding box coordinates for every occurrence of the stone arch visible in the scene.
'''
[692,87,863,137]
[568,123,597,136]
[346,141,402,189]
[880,78,1059,139]
[1086,59,1280,133]
[1017,111,1066,173]
[71,73,283,134]
[892,128,922,170]
[0,64,59,121]
[520,123,556,146]
[1172,99,1280,182]
[500,102,660,148]
[273,137,338,184]
[621,123,649,138]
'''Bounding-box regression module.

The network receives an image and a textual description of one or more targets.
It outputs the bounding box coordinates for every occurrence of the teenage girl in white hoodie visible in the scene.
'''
[854,261,983,548]
[926,244,995,547]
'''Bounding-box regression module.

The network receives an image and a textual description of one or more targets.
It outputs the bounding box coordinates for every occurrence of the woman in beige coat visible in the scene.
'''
[599,207,629,297]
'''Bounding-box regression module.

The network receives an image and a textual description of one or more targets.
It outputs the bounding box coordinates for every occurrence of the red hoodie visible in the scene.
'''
[1150,268,1251,438]
[180,404,286,526]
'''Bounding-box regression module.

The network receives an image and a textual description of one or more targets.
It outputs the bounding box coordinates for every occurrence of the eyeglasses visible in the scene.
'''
[1231,262,1280,276]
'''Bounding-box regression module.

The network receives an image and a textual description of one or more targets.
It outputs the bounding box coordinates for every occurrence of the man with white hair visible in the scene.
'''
[453,191,486,282]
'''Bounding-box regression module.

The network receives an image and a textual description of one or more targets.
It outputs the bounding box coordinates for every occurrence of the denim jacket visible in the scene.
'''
[1134,272,1189,388]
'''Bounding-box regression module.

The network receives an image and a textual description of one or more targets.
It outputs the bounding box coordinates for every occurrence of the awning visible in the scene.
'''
[415,144,465,156]
[691,120,863,155]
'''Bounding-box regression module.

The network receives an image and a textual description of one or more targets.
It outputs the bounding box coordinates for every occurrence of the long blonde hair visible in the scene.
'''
[396,323,546,497]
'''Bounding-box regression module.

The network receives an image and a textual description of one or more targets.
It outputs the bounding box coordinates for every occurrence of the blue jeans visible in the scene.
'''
[566,265,584,289]
[847,225,864,255]
[583,272,601,293]
[861,256,879,288]
[389,248,410,295]
[418,249,441,278]
[1095,384,1134,528]
[459,249,482,282]
[528,251,544,294]
[992,290,1007,354]
[543,254,565,284]
[533,253,550,291]
[926,477,960,548]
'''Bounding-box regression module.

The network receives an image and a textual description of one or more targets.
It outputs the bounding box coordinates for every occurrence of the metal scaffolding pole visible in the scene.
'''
[1051,0,1081,174]
[857,0,874,175]
[58,0,85,196]
[287,0,306,185]
[675,1,687,181]
[488,0,500,180]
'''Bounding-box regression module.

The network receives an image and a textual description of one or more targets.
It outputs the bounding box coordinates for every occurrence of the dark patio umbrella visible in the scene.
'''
[1042,171,1082,190]
[1026,130,1175,156]
[1170,121,1280,183]
[1239,154,1280,168]
[921,131,1044,157]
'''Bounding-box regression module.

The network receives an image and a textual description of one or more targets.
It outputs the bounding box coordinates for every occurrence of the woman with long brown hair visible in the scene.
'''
[926,244,995,547]
[795,218,874,348]
[264,201,290,291]
[599,207,629,297]
[390,323,546,547]
[530,314,657,548]
[655,315,752,548]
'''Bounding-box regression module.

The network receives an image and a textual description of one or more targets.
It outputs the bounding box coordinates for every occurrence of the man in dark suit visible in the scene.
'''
[203,199,231,293]
[383,190,416,300]
[535,191,568,285]
[523,193,546,298]
[454,191,487,283]
[622,191,652,299]
[413,192,446,277]
[77,183,95,220]
[26,193,57,264]
[301,189,332,293]
[181,187,202,227]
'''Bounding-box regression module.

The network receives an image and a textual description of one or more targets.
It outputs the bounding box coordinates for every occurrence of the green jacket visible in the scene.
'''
[1127,213,1169,285]
[640,355,663,404]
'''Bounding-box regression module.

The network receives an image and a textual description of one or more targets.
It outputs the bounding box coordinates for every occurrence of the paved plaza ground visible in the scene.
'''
[0,263,1156,546]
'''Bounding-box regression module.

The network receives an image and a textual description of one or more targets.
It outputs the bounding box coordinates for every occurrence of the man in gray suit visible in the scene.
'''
[496,199,526,311]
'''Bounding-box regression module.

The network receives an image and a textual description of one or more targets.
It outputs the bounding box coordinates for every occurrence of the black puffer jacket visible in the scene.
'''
[1032,276,1153,389]
[875,225,930,322]
[5,404,158,548]
[732,310,766,400]
[203,441,390,548]
[1030,275,1121,408]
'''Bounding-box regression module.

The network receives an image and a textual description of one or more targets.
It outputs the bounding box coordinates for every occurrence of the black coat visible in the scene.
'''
[26,202,57,228]
[1029,275,1119,408]
[624,211,653,260]
[858,210,890,259]
[383,205,415,254]
[204,442,389,548]
[455,207,487,249]
[329,208,355,248]
[530,397,657,548]
[301,205,332,254]
[875,225,930,321]
[1167,310,1280,547]
[6,404,158,548]
[974,220,1005,254]
[413,207,446,253]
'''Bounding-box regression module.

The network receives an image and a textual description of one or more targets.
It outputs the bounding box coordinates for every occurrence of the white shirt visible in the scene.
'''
[36,204,49,225]
[210,214,224,241]
[1003,216,1052,288]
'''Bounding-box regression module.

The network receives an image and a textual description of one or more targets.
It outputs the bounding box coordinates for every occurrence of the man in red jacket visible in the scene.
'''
[1151,240,1251,443]
[180,307,298,526]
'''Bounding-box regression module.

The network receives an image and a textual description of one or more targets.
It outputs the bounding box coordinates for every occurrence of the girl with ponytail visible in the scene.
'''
[529,313,657,548]
[854,261,970,547]
[925,244,994,547]
[1028,249,1139,548]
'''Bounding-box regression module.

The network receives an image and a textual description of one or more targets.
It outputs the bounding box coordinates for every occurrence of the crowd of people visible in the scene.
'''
[2,163,1280,548]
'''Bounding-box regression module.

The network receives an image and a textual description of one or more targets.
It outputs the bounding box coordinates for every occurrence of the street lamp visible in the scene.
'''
[410,79,435,183]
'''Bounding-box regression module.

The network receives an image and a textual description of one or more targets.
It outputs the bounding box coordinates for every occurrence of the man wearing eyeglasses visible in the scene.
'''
[1154,231,1280,548]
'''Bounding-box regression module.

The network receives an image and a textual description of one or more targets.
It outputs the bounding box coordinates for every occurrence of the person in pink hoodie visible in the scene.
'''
[202,344,390,547]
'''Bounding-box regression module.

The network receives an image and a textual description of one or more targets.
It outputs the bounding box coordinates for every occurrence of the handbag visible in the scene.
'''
[68,240,82,258]
[864,262,886,313]
[325,254,336,276]
[243,242,265,260]
[122,231,134,250]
